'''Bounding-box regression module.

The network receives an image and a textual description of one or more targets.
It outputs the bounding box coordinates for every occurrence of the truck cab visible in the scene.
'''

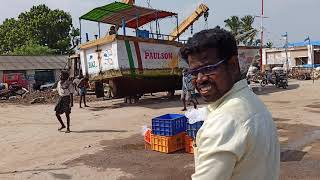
[3,73,28,89]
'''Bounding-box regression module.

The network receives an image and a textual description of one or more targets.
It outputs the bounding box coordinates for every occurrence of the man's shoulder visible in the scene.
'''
[209,93,270,125]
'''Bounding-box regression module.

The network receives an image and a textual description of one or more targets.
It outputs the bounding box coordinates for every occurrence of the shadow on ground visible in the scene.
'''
[253,84,300,95]
[50,172,72,180]
[278,122,320,179]
[62,121,320,179]
[0,168,67,175]
[64,134,194,180]
[72,129,127,133]
[281,150,307,162]
[88,94,205,111]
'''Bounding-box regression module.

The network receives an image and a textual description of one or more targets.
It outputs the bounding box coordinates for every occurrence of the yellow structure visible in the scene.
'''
[169,4,209,41]
[122,0,135,5]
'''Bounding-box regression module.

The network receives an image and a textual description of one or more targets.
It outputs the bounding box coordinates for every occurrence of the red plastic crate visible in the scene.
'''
[151,132,186,153]
[185,135,194,154]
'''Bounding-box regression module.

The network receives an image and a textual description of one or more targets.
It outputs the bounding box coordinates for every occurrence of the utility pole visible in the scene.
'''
[284,32,289,72]
[255,0,269,71]
[260,0,264,70]
[306,37,314,84]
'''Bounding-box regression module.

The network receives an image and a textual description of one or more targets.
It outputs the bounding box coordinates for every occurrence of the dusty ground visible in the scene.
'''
[0,80,319,180]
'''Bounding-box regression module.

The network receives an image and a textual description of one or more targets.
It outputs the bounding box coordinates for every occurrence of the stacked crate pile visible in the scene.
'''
[185,121,204,154]
[150,114,187,153]
[146,113,204,154]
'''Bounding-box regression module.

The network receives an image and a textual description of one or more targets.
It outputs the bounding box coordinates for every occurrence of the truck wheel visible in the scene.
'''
[167,90,175,97]
[298,74,307,80]
[133,96,140,103]
[95,81,105,98]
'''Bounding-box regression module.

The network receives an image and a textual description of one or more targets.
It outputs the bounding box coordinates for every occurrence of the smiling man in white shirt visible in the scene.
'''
[180,27,280,180]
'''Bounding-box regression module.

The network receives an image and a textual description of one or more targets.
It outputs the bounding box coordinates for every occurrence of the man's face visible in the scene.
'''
[188,48,237,102]
[60,73,68,81]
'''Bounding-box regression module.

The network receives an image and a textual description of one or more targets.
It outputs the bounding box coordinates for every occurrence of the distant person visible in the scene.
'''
[267,70,273,83]
[54,71,74,133]
[105,80,113,99]
[78,75,89,108]
[109,26,117,35]
[181,69,197,111]
[73,75,82,96]
[180,27,279,180]
[191,90,199,104]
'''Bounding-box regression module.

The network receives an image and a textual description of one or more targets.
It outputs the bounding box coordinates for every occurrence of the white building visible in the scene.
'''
[0,56,67,88]
[262,45,320,71]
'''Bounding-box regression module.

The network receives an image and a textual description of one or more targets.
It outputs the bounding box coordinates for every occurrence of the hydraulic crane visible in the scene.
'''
[169,4,209,41]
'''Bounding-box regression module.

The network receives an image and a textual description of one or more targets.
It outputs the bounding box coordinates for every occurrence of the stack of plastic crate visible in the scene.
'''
[185,121,204,154]
[151,114,187,153]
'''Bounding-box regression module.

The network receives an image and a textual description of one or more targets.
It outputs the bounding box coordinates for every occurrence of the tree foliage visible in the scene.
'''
[11,41,55,55]
[224,16,242,39]
[0,4,79,55]
[224,15,258,46]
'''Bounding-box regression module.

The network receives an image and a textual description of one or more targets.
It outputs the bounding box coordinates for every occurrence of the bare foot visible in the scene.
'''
[58,126,66,131]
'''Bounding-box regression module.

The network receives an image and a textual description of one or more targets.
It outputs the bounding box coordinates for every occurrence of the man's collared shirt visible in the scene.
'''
[192,79,280,180]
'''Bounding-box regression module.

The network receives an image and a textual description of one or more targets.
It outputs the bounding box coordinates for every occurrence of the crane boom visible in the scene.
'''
[122,0,135,5]
[169,4,209,41]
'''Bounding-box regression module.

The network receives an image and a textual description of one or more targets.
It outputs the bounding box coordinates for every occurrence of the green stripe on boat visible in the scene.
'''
[124,40,136,77]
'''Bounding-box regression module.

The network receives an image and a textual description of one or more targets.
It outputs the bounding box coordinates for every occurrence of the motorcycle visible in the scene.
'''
[260,73,288,89]
[275,74,288,89]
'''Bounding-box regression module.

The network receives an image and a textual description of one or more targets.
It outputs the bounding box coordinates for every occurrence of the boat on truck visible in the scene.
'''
[76,1,210,101]
[73,1,259,101]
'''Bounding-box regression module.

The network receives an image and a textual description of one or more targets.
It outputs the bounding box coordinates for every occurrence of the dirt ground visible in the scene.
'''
[0,80,320,180]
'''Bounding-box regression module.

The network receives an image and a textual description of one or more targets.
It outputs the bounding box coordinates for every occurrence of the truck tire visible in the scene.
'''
[298,74,307,80]
[167,90,175,97]
[95,81,105,98]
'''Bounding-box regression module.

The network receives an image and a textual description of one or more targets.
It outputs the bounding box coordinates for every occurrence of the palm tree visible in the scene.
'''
[265,42,273,48]
[224,16,242,44]
[254,39,261,47]
[240,15,257,46]
[224,15,258,46]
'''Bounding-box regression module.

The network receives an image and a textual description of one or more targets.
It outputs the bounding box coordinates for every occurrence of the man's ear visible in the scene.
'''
[227,55,241,78]
[228,55,240,71]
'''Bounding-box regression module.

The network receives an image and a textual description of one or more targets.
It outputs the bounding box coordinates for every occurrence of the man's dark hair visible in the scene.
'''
[180,26,238,62]
[60,71,70,81]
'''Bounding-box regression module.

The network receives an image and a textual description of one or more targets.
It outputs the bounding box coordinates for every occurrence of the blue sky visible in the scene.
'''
[1,0,319,47]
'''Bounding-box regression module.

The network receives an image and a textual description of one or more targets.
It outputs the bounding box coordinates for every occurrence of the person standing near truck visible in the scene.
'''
[54,71,74,133]
[73,75,81,96]
[78,75,89,108]
[181,69,197,111]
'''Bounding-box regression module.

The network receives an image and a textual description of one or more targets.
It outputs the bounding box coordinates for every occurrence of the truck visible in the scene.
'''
[71,1,259,102]
[3,73,28,89]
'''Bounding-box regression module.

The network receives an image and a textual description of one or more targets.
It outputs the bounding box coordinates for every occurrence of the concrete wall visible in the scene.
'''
[290,49,308,67]
[263,46,314,69]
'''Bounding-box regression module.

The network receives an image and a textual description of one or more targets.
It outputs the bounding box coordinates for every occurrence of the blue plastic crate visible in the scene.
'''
[186,121,204,139]
[152,114,187,136]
